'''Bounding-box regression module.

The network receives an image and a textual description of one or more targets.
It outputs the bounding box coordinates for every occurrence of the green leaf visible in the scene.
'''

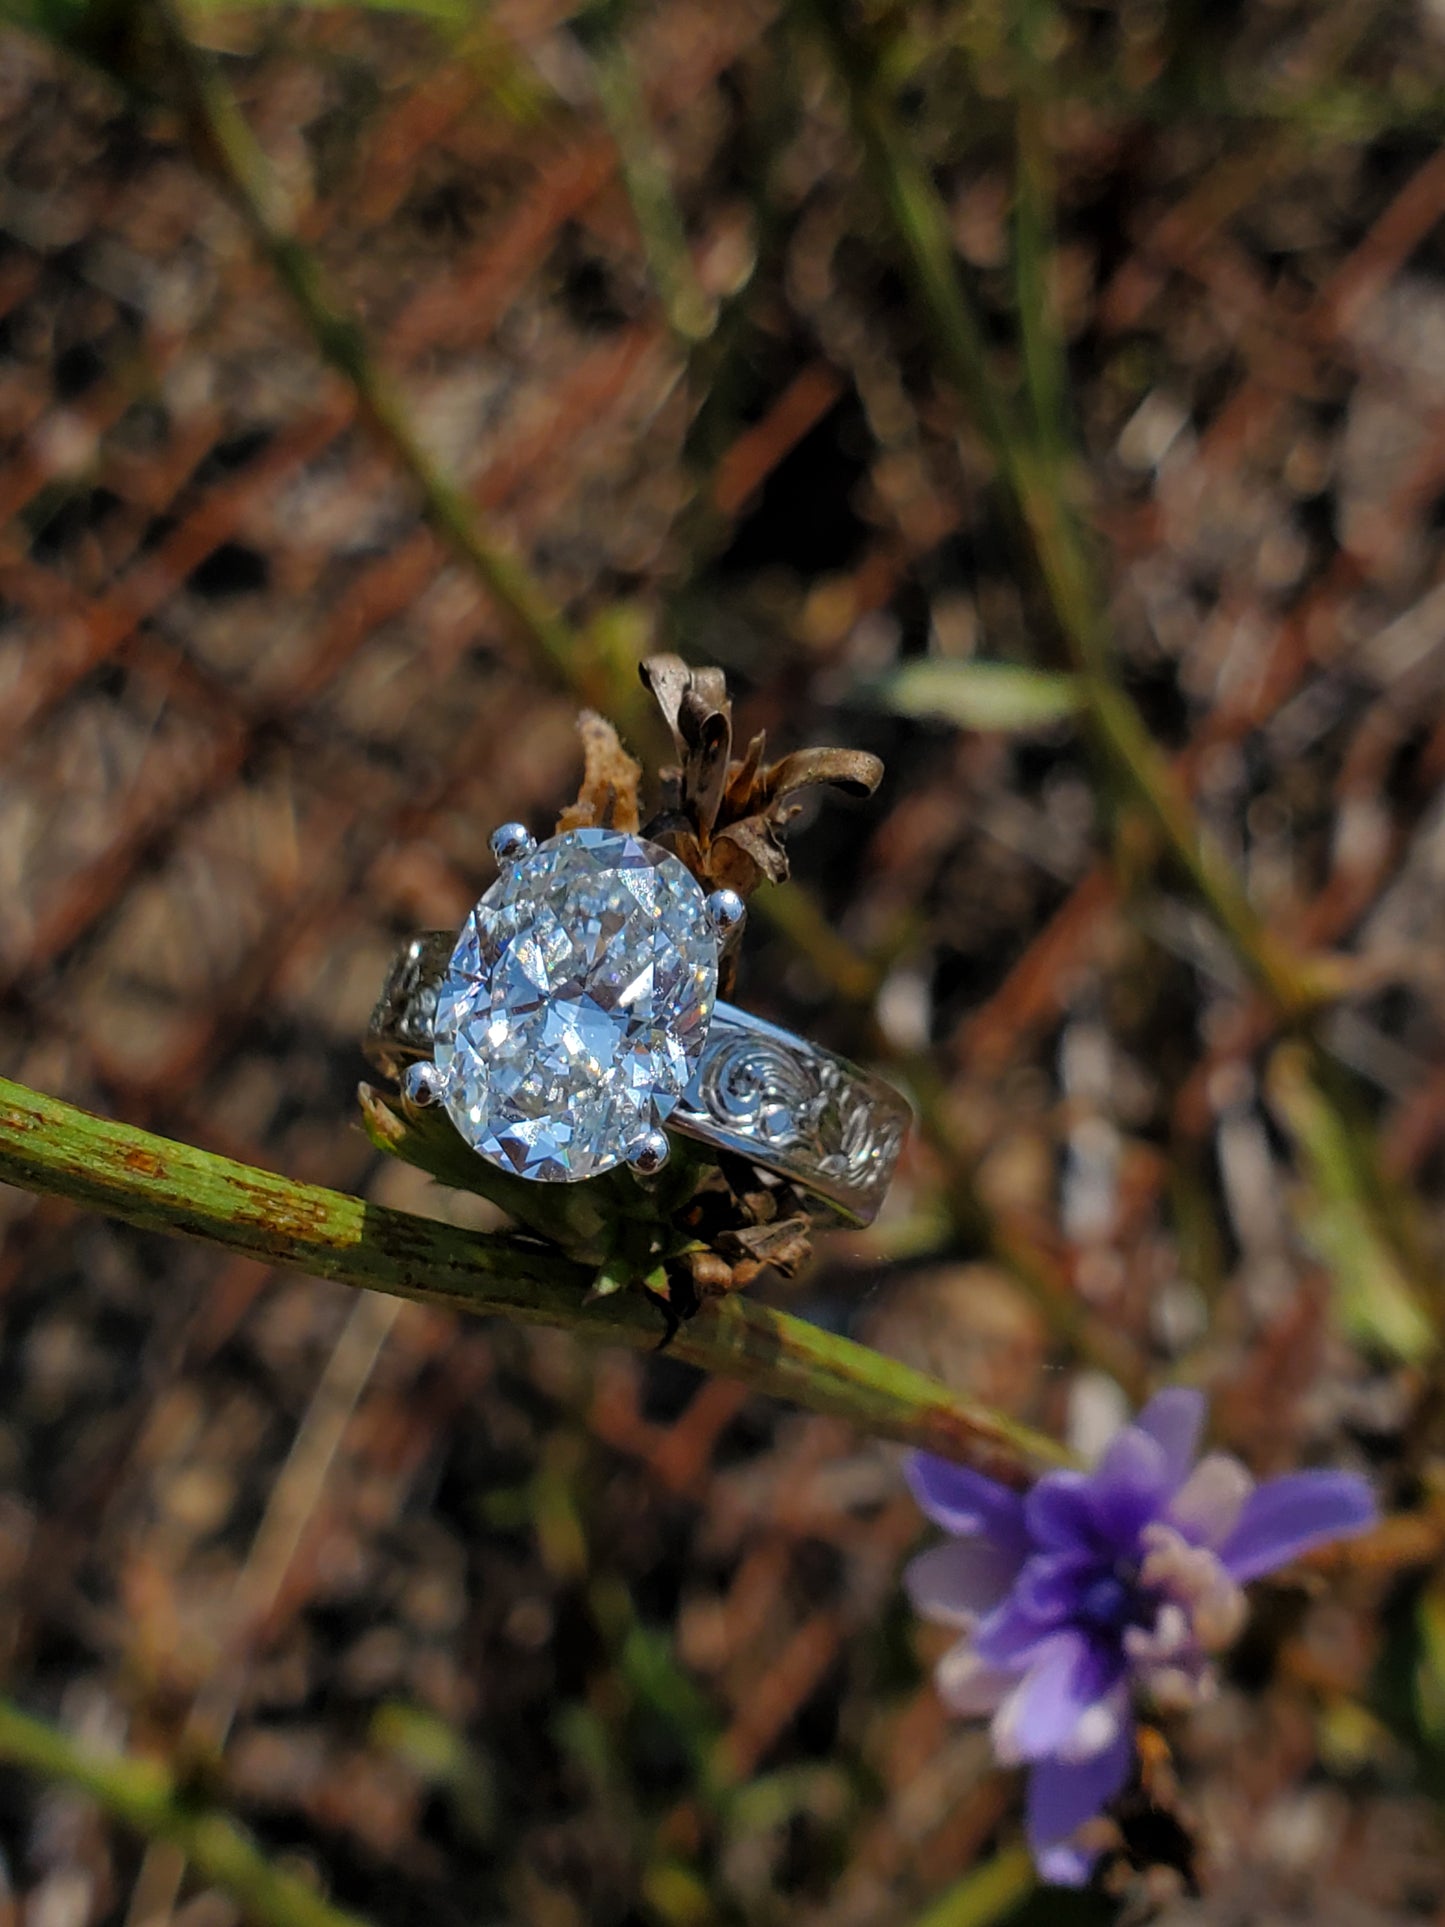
[587,1256,632,1302]
[866,660,1083,732]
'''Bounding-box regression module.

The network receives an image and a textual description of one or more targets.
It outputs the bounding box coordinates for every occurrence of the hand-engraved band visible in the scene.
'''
[364,935,910,1226]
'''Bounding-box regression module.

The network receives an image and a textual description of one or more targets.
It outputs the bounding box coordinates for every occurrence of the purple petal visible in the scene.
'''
[905,1453,1028,1552]
[935,1641,1018,1717]
[1087,1426,1171,1549]
[905,1539,1023,1629]
[1025,1472,1097,1552]
[1167,1452,1253,1548]
[991,1632,1121,1766]
[1218,1470,1377,1584]
[971,1595,1068,1669]
[1013,1551,1096,1623]
[1134,1389,1206,1490]
[1033,1841,1096,1887]
[1026,1719,1135,1886]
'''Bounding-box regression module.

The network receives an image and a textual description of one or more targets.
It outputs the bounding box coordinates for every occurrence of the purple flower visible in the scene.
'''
[905,1391,1376,1886]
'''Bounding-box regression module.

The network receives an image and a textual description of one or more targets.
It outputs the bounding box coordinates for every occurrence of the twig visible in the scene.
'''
[0,1696,373,1927]
[797,3,1441,1340]
[141,0,601,707]
[800,0,1334,1021]
[579,12,716,347]
[125,1291,401,1927]
[0,1076,1071,1483]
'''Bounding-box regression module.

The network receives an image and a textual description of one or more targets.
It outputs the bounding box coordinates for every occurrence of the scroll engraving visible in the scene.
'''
[673,1018,909,1222]
[363,932,454,1080]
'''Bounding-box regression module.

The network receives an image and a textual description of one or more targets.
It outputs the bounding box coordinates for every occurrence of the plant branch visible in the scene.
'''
[139,0,601,706]
[0,1076,1072,1483]
[578,12,716,347]
[800,0,1334,1023]
[798,2,1441,1342]
[0,1696,373,1927]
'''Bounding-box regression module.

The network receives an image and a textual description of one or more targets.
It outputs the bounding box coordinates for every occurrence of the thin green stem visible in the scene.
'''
[800,0,1333,1021]
[0,1076,1072,1482]
[580,14,716,347]
[141,0,603,707]
[799,4,1441,1342]
[0,1696,373,1927]
[1012,0,1067,463]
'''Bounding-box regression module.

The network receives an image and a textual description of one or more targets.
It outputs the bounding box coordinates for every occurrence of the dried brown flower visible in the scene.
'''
[638,653,884,896]
[554,710,643,834]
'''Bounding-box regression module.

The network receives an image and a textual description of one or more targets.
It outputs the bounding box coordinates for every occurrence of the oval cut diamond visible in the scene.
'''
[433,828,719,1181]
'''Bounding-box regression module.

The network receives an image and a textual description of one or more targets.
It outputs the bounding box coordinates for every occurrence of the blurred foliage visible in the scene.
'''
[0,0,1444,1920]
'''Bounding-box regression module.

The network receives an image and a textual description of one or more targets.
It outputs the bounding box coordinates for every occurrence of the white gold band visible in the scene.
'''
[365,935,909,1225]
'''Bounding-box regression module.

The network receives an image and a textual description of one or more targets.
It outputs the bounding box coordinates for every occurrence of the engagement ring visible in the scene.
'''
[365,824,909,1225]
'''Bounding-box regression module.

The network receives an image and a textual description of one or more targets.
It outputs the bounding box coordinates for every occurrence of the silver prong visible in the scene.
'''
[490,821,537,868]
[629,1128,671,1176]
[706,888,746,941]
[402,1061,443,1109]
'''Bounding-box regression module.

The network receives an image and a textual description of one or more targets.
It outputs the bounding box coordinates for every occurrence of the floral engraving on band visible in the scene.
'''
[677,1026,907,1211]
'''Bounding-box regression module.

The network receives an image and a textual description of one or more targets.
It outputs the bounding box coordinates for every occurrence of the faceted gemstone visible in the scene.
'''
[433,827,718,1181]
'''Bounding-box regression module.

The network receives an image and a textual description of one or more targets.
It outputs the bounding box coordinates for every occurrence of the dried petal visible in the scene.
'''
[714,817,790,889]
[681,1247,738,1298]
[716,1215,814,1278]
[750,746,884,808]
[639,653,700,753]
[555,711,643,833]
[641,654,732,834]
[640,657,886,898]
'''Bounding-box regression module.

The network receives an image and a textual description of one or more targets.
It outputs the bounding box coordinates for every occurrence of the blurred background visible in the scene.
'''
[1,0,1445,1921]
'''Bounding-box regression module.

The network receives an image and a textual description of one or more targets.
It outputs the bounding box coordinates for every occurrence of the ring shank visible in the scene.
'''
[365,935,909,1226]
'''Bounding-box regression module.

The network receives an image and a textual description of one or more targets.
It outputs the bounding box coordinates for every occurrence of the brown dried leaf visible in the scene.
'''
[681,1248,737,1298]
[640,654,732,835]
[713,817,790,888]
[555,710,643,834]
[716,1216,814,1278]
[639,656,885,900]
[743,746,884,809]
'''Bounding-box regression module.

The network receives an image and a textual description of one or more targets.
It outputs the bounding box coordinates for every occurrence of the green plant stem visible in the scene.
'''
[1012,0,1067,464]
[1268,1043,1441,1358]
[801,3,1441,1342]
[581,16,716,347]
[0,1076,1072,1483]
[912,1843,1035,1927]
[0,1696,373,1927]
[801,0,1332,1023]
[140,0,600,706]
